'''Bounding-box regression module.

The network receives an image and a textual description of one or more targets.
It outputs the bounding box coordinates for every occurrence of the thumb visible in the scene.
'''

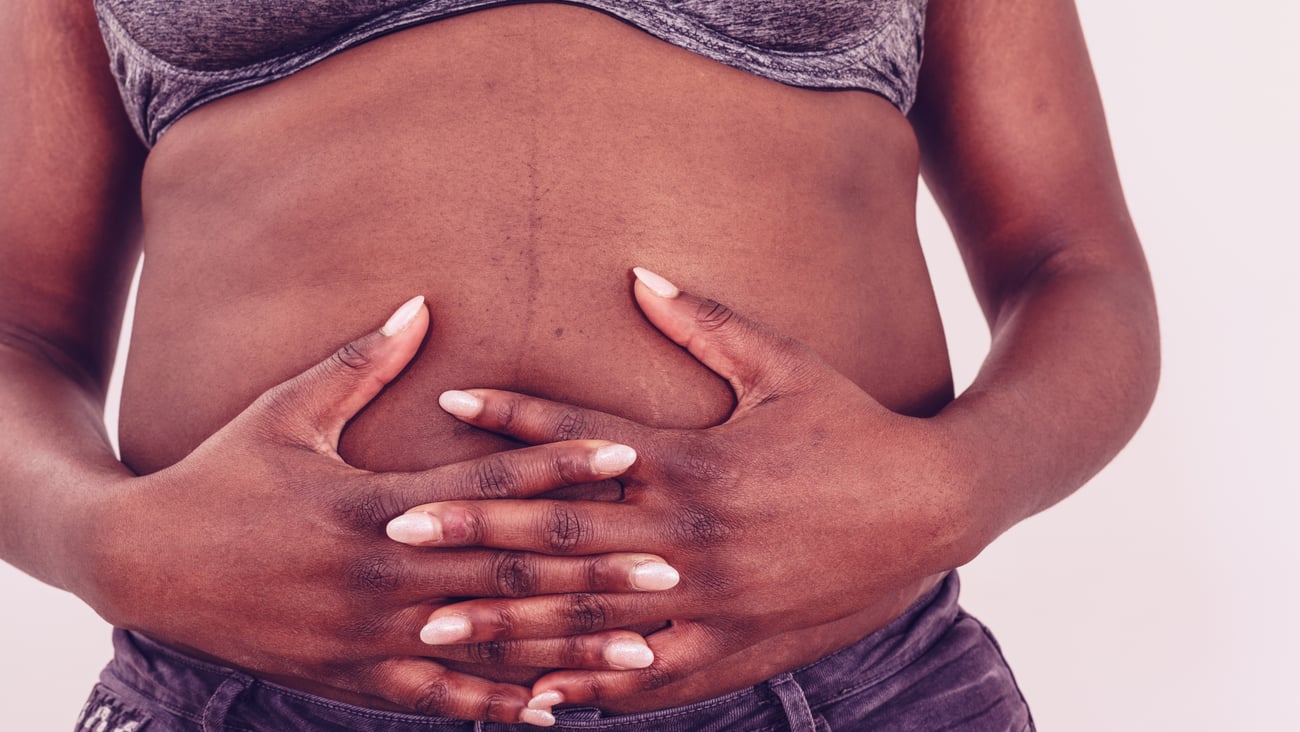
[630,268,811,410]
[254,295,428,453]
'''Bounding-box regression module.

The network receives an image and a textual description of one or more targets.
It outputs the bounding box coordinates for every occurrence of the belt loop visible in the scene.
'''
[201,672,253,732]
[767,672,818,732]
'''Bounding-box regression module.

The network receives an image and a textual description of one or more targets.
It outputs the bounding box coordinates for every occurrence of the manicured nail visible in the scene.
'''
[592,444,637,474]
[439,390,484,418]
[632,267,680,298]
[519,708,556,727]
[380,295,425,336]
[419,616,471,645]
[605,640,654,669]
[631,561,680,591]
[385,513,441,544]
[528,691,564,710]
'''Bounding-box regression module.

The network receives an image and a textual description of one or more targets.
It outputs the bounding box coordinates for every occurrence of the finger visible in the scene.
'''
[388,499,651,555]
[366,441,636,523]
[395,550,681,599]
[417,593,668,645]
[527,622,729,709]
[438,388,645,446]
[349,658,554,726]
[630,267,818,411]
[253,295,429,452]
[425,630,656,671]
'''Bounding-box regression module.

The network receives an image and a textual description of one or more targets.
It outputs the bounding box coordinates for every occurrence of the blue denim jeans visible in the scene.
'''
[76,572,1033,731]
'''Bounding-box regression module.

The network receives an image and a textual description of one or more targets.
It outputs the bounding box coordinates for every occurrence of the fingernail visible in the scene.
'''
[592,444,637,474]
[631,561,680,591]
[385,513,441,544]
[520,707,557,727]
[605,640,654,669]
[632,267,680,298]
[420,615,472,645]
[439,390,484,418]
[528,691,564,709]
[380,295,425,336]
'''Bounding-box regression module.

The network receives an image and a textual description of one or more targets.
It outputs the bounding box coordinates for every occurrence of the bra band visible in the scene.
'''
[94,0,927,147]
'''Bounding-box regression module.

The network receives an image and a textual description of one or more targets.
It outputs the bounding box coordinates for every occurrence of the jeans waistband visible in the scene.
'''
[101,572,960,731]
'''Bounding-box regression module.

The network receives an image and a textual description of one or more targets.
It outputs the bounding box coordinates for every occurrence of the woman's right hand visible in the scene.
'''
[83,296,674,726]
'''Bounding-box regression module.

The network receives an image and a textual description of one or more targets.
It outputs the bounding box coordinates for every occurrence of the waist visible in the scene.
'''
[96,573,960,729]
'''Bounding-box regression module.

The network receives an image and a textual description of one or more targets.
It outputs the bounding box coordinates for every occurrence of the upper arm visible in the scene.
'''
[0,0,146,391]
[909,0,1148,324]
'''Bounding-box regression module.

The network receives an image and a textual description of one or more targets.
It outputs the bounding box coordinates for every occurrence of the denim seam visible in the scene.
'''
[101,674,211,728]
[745,714,830,732]
[123,634,458,727]
[794,578,954,709]
[203,675,256,732]
[115,640,762,728]
[967,612,1037,732]
[104,641,261,732]
[242,681,466,724]
[129,633,254,678]
[106,576,954,729]
[804,611,959,713]
[554,691,776,727]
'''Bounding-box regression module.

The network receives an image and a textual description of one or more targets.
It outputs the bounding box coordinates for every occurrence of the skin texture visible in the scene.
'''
[403,275,959,709]
[117,3,949,709]
[0,0,1158,725]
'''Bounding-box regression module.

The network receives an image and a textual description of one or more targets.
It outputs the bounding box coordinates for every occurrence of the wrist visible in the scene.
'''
[921,405,1002,570]
[66,469,145,626]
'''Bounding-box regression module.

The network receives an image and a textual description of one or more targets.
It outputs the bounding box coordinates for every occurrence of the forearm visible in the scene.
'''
[935,252,1160,558]
[0,339,131,600]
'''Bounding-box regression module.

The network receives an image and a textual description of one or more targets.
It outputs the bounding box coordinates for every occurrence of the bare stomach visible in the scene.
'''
[118,3,953,709]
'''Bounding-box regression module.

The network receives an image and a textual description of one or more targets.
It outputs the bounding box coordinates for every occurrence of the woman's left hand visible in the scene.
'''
[386,268,972,709]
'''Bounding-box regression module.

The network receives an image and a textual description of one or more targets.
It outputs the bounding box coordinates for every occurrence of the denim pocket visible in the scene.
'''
[76,683,154,731]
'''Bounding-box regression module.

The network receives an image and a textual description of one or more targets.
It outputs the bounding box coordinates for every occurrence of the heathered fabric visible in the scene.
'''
[93,0,927,147]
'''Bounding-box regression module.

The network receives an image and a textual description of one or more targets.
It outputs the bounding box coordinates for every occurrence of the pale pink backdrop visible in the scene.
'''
[3,2,1297,729]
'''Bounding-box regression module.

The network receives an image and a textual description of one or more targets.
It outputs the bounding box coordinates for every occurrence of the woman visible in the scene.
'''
[0,0,1158,729]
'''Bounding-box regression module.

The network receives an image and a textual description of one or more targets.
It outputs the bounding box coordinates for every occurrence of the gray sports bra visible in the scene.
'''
[94,0,928,147]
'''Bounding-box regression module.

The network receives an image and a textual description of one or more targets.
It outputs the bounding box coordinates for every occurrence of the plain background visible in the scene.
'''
[3,2,1297,729]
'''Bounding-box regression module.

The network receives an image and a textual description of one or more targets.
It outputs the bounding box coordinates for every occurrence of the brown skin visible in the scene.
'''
[426,1,1164,709]
[111,300,673,718]
[0,0,1157,724]
[402,280,961,709]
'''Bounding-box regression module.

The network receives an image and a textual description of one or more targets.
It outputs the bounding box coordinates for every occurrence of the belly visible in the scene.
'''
[118,1,952,697]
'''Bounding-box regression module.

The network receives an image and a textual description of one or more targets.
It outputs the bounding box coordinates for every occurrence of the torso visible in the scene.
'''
[118,3,952,709]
